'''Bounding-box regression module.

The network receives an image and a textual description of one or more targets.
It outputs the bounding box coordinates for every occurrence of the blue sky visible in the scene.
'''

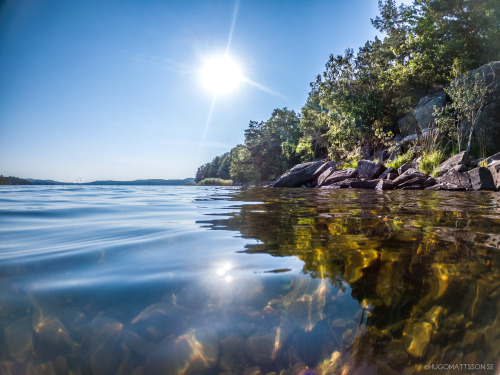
[0,0,407,182]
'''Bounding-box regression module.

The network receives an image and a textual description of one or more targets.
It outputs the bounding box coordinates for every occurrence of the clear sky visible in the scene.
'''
[0,0,406,182]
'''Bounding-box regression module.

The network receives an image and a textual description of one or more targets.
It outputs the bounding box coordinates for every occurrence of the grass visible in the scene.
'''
[197,178,233,186]
[385,151,413,171]
[419,150,446,176]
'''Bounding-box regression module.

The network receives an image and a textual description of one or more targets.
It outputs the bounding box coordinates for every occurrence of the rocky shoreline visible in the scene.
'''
[269,151,500,192]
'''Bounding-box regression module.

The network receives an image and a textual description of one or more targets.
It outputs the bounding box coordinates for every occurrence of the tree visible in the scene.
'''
[439,70,490,153]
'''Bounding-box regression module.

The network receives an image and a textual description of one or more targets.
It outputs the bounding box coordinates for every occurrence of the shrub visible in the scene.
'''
[419,150,446,176]
[385,151,413,170]
[197,178,233,186]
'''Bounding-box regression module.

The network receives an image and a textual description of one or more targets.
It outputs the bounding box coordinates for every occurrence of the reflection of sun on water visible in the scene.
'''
[215,262,234,283]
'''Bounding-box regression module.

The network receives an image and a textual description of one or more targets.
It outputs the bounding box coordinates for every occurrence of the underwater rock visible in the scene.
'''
[402,321,432,358]
[26,360,57,375]
[0,361,14,375]
[131,302,184,342]
[430,264,451,300]
[52,355,68,375]
[245,328,281,364]
[33,317,76,359]
[243,366,263,375]
[121,329,156,360]
[5,317,33,363]
[316,351,343,375]
[343,249,379,283]
[89,316,123,375]
[219,334,247,373]
[146,328,218,375]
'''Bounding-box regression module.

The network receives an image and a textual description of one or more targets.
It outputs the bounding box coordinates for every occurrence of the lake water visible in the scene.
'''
[0,186,499,375]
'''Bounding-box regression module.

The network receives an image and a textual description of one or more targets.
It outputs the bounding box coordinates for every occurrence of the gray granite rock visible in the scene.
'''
[272,161,325,187]
[319,168,358,187]
[436,151,474,176]
[468,167,497,191]
[357,160,386,179]
[488,161,500,189]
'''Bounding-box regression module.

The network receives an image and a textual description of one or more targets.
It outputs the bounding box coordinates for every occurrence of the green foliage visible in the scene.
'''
[244,108,301,182]
[437,70,491,153]
[0,175,31,185]
[385,151,413,170]
[195,152,231,183]
[229,145,258,185]
[197,178,233,186]
[419,150,445,176]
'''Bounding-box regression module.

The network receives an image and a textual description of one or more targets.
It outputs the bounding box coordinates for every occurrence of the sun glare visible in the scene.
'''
[201,56,242,95]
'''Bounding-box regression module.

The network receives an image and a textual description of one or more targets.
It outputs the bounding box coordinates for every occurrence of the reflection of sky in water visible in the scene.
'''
[0,186,499,374]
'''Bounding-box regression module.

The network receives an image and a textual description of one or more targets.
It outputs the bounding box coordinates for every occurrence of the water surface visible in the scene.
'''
[0,186,499,374]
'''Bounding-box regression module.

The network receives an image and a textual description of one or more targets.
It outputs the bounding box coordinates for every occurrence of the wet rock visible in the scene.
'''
[436,151,475,176]
[219,335,247,373]
[378,167,395,180]
[311,162,338,187]
[291,362,309,375]
[423,177,437,187]
[0,361,14,375]
[393,168,428,187]
[356,160,386,179]
[318,168,358,187]
[33,317,76,359]
[5,317,33,363]
[402,322,432,358]
[468,167,497,191]
[397,163,411,175]
[316,351,343,375]
[89,316,123,375]
[425,182,466,191]
[399,185,424,190]
[121,330,156,360]
[131,302,183,342]
[375,179,396,191]
[386,340,409,369]
[243,366,263,375]
[273,161,325,188]
[395,175,428,189]
[146,328,218,375]
[487,161,500,188]
[324,178,379,189]
[245,329,279,364]
[52,355,68,375]
[436,168,472,190]
[26,360,56,375]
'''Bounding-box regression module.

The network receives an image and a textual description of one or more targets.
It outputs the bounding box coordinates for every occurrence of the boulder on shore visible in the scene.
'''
[356,160,386,179]
[488,161,500,189]
[323,178,379,189]
[413,91,447,131]
[436,151,475,177]
[318,168,358,187]
[436,167,472,190]
[272,161,325,188]
[311,162,338,187]
[468,167,497,191]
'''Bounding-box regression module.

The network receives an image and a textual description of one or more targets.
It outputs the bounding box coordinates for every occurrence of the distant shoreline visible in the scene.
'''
[0,177,196,186]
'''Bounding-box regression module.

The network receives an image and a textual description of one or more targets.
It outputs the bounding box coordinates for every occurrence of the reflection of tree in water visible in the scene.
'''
[200,188,500,373]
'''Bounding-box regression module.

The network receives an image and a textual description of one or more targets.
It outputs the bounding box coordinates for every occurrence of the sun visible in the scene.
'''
[201,56,242,95]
